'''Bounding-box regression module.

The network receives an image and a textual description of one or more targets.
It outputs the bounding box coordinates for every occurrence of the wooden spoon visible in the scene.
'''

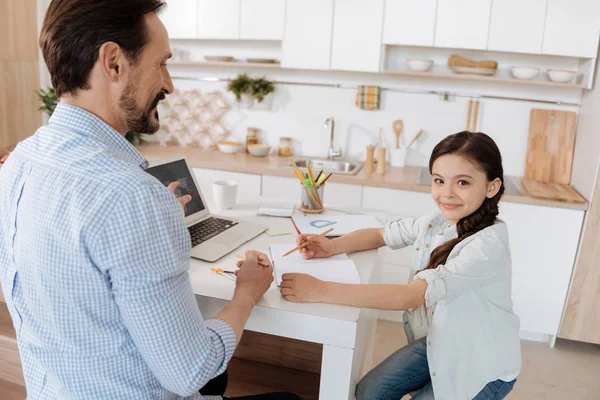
[393,120,403,149]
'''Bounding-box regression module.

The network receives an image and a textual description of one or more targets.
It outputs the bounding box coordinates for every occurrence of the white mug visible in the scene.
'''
[212,180,237,210]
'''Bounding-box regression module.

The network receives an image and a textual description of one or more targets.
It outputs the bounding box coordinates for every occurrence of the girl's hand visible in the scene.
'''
[280,273,328,303]
[296,234,336,259]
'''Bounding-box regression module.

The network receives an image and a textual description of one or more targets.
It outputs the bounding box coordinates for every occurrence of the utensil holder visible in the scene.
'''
[299,183,325,214]
[390,148,408,167]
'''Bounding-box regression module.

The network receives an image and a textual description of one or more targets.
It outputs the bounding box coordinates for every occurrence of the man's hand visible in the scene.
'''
[167,181,192,212]
[234,251,274,305]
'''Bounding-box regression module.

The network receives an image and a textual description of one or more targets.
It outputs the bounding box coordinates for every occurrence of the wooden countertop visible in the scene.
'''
[137,143,588,211]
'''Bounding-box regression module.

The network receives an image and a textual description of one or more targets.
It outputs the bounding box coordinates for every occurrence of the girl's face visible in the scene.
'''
[431,154,502,225]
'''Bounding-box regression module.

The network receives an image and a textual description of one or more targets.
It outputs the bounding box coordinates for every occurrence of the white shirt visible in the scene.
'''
[384,212,522,400]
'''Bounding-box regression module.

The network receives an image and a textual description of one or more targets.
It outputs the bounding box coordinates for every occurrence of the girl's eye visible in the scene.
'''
[434,178,444,184]
[457,180,469,186]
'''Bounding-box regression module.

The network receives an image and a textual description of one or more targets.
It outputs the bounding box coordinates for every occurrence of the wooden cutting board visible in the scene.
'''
[520,179,586,204]
[524,109,577,184]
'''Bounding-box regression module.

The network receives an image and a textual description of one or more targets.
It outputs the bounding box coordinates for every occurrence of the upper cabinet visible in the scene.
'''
[197,0,240,39]
[160,0,198,39]
[330,0,385,72]
[542,0,600,58]
[434,0,492,50]
[240,0,285,40]
[488,0,546,54]
[281,0,335,70]
[383,0,437,47]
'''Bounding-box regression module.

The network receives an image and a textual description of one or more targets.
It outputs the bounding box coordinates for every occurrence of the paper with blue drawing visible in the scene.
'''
[270,243,362,286]
[291,211,382,237]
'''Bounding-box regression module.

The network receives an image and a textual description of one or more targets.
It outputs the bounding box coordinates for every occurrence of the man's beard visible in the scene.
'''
[120,79,165,135]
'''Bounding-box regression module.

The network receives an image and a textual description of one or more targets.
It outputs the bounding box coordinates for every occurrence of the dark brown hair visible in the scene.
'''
[425,131,505,271]
[40,0,166,97]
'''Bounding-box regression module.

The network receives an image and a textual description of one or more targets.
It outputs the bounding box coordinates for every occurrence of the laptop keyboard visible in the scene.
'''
[189,217,238,247]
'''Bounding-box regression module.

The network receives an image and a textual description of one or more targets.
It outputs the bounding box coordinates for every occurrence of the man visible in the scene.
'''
[0,1,299,399]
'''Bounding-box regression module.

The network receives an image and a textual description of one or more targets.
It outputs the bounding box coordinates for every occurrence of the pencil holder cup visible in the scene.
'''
[390,148,408,167]
[299,183,325,214]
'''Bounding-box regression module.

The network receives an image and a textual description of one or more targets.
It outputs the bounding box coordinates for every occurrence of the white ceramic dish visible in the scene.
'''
[407,59,433,72]
[450,66,497,76]
[511,66,540,80]
[548,69,577,83]
[247,144,271,157]
[217,141,242,154]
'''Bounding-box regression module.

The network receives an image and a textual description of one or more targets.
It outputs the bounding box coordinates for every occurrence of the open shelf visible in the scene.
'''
[168,60,281,69]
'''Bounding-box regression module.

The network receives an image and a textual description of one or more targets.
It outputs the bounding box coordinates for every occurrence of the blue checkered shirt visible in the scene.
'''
[0,103,235,399]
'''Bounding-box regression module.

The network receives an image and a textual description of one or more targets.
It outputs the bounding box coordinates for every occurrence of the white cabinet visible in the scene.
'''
[499,202,584,337]
[330,0,385,72]
[382,0,437,47]
[240,0,285,40]
[197,0,240,39]
[193,168,262,211]
[361,187,437,217]
[322,182,363,208]
[281,0,334,70]
[434,0,492,50]
[487,0,546,54]
[542,0,600,58]
[160,0,198,39]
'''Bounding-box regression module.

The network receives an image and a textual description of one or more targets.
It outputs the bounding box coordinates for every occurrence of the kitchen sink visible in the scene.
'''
[291,158,364,176]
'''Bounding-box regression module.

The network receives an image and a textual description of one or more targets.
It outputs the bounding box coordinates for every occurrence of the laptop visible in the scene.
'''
[146,156,267,262]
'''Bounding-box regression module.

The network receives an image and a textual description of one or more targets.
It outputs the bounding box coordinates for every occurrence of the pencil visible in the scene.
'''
[282,227,334,257]
[317,173,333,186]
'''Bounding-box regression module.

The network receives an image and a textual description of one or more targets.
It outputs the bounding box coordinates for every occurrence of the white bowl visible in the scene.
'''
[548,69,577,83]
[217,141,242,154]
[407,59,433,72]
[247,144,271,157]
[511,66,540,80]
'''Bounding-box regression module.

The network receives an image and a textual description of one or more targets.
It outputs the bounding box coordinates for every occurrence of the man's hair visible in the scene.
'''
[40,0,166,97]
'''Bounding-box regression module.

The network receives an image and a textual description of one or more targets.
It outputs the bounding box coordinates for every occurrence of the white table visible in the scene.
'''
[189,197,385,400]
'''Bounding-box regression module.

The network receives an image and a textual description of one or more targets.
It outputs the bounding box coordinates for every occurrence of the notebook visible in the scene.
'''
[270,243,362,286]
[257,203,295,218]
[291,211,382,238]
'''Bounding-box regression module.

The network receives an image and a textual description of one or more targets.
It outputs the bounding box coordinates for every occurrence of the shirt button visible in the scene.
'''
[432,372,436,377]
[428,224,432,228]
[432,311,435,316]
[428,341,432,345]
[425,244,429,248]
[416,247,420,251]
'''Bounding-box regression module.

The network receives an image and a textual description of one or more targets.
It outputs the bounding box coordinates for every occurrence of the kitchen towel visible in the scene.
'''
[355,85,382,111]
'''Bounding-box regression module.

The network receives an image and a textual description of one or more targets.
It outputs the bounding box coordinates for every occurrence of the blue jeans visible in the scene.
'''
[356,337,516,400]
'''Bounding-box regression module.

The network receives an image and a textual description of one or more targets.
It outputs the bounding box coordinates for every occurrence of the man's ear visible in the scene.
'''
[98,42,124,82]
[486,178,502,198]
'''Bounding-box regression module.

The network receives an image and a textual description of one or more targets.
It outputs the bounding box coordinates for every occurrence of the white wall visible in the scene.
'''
[160,72,580,178]
[571,57,600,200]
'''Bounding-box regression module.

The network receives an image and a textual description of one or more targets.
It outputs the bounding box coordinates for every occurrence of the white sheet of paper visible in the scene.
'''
[270,244,361,286]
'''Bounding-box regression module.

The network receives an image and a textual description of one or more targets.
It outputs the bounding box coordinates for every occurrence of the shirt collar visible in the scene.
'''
[49,103,149,169]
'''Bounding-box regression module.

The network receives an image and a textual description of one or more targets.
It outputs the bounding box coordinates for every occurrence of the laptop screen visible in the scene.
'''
[146,159,205,218]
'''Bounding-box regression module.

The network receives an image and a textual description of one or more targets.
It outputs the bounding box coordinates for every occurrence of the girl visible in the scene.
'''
[279,132,522,400]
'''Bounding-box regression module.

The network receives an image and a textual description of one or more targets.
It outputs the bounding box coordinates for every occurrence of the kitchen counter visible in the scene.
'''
[136,143,588,211]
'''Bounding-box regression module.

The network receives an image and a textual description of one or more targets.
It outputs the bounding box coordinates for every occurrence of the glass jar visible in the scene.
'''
[246,127,260,153]
[278,137,293,157]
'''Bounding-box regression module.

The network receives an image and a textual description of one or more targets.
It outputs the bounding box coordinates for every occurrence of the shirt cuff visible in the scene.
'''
[414,269,447,307]
[204,319,237,374]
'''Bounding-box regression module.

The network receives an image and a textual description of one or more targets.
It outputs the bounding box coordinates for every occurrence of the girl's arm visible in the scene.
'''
[280,273,428,311]
[331,228,386,255]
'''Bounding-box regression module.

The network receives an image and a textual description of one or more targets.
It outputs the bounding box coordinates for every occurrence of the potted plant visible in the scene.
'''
[36,86,142,144]
[250,77,275,110]
[226,73,253,109]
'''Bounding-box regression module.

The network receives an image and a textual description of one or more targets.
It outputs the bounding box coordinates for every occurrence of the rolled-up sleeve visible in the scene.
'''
[414,234,508,307]
[91,180,236,396]
[383,214,429,249]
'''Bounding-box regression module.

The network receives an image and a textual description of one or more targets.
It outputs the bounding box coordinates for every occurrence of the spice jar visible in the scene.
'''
[246,127,260,153]
[278,137,293,157]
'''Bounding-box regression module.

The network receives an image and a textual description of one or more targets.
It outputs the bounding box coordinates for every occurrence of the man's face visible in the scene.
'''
[119,13,173,134]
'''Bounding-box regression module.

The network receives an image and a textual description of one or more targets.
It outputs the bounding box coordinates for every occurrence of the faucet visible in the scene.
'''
[325,117,342,160]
